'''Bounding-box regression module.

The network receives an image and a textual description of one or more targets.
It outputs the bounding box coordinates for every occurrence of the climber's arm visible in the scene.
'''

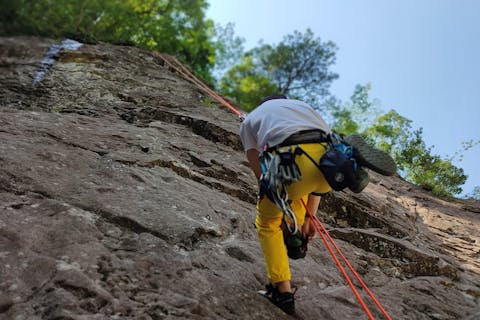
[246,148,261,180]
[302,194,321,239]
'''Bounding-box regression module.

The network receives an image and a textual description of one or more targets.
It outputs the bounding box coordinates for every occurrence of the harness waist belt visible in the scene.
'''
[270,129,329,151]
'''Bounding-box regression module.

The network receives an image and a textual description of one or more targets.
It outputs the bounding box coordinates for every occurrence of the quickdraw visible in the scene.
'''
[259,146,302,234]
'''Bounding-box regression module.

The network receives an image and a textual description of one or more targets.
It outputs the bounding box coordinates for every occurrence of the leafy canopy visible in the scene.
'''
[0,0,215,79]
[219,29,338,110]
[466,186,480,200]
[329,84,468,197]
[211,22,245,85]
[220,56,278,110]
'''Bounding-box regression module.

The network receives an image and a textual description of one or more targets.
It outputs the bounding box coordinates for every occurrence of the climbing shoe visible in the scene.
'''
[344,134,397,176]
[260,284,295,315]
[349,166,370,193]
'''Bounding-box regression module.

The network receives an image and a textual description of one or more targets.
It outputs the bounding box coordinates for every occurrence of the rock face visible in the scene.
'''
[0,36,479,320]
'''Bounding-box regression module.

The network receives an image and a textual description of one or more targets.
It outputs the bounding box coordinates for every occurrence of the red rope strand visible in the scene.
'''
[302,199,392,320]
[154,53,245,119]
[302,199,375,319]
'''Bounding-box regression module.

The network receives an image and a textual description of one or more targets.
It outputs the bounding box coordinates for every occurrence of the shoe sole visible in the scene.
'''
[349,167,370,193]
[344,134,397,176]
[257,290,295,315]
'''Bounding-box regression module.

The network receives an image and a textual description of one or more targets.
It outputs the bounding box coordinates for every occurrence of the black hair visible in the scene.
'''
[259,94,287,105]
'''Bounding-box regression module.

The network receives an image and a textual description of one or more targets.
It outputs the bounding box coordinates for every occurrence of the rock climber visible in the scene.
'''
[239,94,396,314]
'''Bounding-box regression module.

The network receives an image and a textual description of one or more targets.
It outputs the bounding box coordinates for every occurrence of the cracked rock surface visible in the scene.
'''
[1,36,479,319]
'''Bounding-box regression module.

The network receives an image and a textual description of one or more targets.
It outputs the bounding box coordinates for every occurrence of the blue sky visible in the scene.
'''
[206,0,480,197]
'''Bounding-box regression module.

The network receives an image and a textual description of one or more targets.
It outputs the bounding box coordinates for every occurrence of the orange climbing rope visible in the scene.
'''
[154,52,391,319]
[301,199,392,320]
[154,52,245,120]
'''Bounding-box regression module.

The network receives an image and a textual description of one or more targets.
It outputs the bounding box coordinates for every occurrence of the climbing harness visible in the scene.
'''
[259,131,358,233]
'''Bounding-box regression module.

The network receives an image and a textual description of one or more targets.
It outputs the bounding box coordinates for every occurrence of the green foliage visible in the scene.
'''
[261,29,338,102]
[451,139,480,163]
[465,186,480,200]
[329,84,381,135]
[0,0,215,79]
[50,105,62,113]
[328,84,467,197]
[211,22,245,84]
[392,129,466,196]
[220,56,277,111]
[202,96,214,108]
[365,110,413,156]
[219,29,338,110]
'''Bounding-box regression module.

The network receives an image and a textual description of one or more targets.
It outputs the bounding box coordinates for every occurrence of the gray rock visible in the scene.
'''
[1,36,479,319]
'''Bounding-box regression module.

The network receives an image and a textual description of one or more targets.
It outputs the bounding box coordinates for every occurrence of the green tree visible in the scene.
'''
[328,84,467,197]
[0,0,215,79]
[392,128,467,196]
[220,56,278,111]
[450,139,480,163]
[365,110,414,156]
[211,22,245,84]
[260,29,338,103]
[328,84,381,134]
[220,29,338,110]
[465,186,480,200]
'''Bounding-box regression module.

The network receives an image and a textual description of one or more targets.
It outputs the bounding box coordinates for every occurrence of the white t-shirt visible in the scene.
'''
[239,98,331,151]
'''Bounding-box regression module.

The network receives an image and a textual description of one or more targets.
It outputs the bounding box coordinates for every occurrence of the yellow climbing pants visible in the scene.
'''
[255,143,332,283]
